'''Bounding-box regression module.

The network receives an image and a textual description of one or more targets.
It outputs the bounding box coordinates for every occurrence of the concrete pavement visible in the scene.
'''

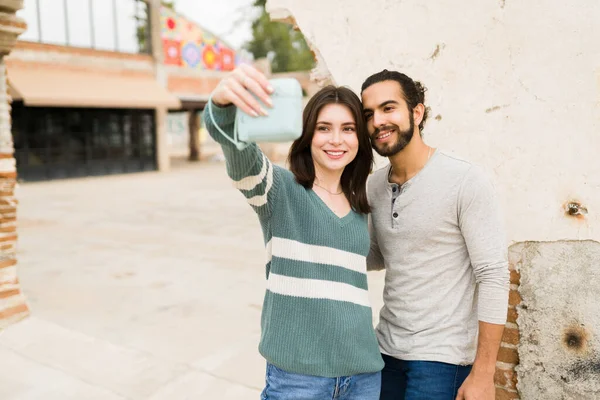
[0,162,385,400]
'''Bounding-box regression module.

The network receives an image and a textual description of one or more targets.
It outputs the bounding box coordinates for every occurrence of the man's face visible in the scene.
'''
[362,80,414,157]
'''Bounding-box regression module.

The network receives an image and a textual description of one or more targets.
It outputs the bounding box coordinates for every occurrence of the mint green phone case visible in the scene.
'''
[207,78,303,150]
[235,78,303,145]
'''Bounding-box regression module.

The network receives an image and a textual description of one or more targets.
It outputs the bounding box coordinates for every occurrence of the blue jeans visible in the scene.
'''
[380,354,472,400]
[260,363,381,400]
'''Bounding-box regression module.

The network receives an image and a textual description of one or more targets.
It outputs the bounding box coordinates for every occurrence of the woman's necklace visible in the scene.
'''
[313,181,343,195]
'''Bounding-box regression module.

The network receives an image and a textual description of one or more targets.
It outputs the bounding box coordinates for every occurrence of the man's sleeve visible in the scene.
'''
[458,166,510,324]
[367,214,385,271]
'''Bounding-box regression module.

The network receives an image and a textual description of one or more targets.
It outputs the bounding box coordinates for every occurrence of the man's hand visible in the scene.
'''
[455,370,495,400]
[456,321,505,399]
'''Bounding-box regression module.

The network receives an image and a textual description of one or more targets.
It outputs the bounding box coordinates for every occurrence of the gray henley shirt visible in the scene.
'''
[367,151,509,365]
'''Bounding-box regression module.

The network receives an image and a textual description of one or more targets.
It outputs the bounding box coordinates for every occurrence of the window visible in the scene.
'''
[116,0,142,53]
[65,0,92,48]
[39,0,67,45]
[91,0,116,51]
[17,0,40,42]
[12,104,157,181]
[16,0,150,54]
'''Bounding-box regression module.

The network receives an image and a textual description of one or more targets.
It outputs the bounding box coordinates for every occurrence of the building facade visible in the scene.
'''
[7,0,245,181]
[8,0,182,181]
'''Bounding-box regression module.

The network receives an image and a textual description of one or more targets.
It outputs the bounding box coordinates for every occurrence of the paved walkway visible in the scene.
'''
[0,162,385,400]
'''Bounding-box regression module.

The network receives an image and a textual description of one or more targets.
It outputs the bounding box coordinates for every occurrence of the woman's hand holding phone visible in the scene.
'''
[211,64,275,117]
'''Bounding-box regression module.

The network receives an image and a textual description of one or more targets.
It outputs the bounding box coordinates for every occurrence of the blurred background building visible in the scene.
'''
[7,0,317,181]
[7,0,242,181]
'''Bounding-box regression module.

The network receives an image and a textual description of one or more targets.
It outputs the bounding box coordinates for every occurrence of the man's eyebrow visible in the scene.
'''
[378,100,400,108]
[363,100,400,113]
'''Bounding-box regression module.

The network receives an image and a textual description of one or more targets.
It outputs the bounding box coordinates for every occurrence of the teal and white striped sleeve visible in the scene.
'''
[202,101,279,217]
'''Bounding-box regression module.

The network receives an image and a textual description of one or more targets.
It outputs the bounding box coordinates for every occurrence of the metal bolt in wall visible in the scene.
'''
[565,201,588,219]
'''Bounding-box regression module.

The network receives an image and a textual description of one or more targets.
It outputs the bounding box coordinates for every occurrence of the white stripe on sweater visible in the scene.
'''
[265,239,272,264]
[232,153,268,191]
[247,159,273,207]
[267,273,371,307]
[268,237,366,274]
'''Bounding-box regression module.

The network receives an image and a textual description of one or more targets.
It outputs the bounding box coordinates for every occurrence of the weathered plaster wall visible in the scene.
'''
[267,0,600,244]
[267,1,600,398]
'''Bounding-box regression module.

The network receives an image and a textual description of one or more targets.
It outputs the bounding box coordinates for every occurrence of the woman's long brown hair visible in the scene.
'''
[288,86,373,214]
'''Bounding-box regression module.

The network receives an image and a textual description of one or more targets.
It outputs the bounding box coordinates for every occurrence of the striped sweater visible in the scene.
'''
[204,102,384,377]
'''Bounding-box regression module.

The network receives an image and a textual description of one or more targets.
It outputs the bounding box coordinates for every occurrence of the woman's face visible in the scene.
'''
[310,103,359,176]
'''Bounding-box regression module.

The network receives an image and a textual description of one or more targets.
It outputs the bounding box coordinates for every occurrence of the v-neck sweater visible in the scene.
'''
[203,102,384,377]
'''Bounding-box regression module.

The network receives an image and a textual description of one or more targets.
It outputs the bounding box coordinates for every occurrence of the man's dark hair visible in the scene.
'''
[288,85,373,214]
[361,70,430,132]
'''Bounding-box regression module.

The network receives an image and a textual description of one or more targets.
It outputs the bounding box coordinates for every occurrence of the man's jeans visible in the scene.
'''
[380,354,472,400]
[260,363,381,400]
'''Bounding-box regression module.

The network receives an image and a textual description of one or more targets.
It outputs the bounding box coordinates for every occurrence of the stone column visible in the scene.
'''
[0,0,28,329]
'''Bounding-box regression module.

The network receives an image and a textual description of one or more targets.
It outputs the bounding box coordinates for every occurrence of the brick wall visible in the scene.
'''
[8,40,155,75]
[5,57,155,80]
[0,146,29,329]
[14,40,153,62]
[494,257,522,399]
[0,0,29,329]
[167,75,220,97]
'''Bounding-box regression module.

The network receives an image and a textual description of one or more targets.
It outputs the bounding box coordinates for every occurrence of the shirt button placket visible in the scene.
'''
[391,185,400,227]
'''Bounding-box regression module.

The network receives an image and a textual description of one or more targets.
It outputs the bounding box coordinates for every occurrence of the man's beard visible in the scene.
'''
[370,114,415,157]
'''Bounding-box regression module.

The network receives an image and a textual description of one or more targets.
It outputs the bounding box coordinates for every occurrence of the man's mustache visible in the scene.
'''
[372,124,399,138]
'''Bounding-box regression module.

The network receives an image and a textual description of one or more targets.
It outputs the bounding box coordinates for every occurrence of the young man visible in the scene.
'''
[361,70,509,400]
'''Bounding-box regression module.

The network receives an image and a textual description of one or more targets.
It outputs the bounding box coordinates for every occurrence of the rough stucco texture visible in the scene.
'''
[513,241,600,399]
[270,1,600,398]
[267,0,600,244]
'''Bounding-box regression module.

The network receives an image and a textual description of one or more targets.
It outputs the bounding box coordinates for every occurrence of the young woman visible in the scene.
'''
[205,64,383,399]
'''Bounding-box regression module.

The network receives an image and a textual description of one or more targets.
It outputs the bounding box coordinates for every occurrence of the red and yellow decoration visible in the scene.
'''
[160,6,239,71]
